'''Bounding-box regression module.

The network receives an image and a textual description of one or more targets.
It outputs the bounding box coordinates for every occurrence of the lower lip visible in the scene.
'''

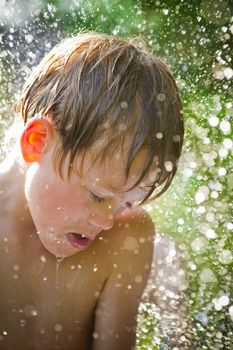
[67,233,92,250]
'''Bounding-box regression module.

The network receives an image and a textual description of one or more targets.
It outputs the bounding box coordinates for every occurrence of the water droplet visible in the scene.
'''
[200,268,215,283]
[206,213,215,222]
[223,138,232,149]
[23,305,38,317]
[20,319,26,327]
[219,295,229,306]
[220,120,231,134]
[123,236,139,251]
[206,228,217,239]
[56,257,64,289]
[120,101,128,109]
[223,67,233,79]
[226,223,233,230]
[157,93,165,101]
[156,132,163,139]
[195,186,209,204]
[214,295,230,310]
[216,331,223,339]
[164,161,173,172]
[48,231,56,241]
[218,167,226,176]
[177,218,184,225]
[40,255,47,263]
[229,305,233,321]
[149,171,158,182]
[208,116,219,127]
[218,250,233,264]
[25,34,33,43]
[135,275,143,283]
[173,134,181,142]
[54,324,63,332]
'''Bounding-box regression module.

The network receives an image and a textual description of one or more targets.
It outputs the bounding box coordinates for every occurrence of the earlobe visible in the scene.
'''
[20,116,54,163]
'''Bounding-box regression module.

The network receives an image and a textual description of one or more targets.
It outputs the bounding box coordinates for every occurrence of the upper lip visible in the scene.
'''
[66,230,101,241]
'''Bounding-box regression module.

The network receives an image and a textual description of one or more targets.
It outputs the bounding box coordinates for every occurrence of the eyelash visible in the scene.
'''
[90,186,154,206]
[91,192,106,203]
[89,187,139,207]
[91,192,133,208]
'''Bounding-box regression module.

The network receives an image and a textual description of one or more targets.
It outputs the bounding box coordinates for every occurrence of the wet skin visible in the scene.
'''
[0,118,155,349]
[0,207,154,350]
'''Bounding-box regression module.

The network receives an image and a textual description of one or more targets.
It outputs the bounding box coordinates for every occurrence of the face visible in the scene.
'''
[24,137,154,258]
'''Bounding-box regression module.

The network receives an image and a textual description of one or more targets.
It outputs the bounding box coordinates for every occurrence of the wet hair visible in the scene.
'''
[14,31,184,204]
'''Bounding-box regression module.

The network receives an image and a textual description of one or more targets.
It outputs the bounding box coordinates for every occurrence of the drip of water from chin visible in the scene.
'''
[54,256,65,343]
[55,256,64,291]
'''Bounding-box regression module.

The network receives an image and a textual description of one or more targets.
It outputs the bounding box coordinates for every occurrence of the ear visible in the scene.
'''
[20,116,54,163]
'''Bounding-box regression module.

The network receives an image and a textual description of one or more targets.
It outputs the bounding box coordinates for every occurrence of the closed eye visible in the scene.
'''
[91,192,106,204]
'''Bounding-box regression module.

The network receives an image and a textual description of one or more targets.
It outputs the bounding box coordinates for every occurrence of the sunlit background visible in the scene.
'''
[0,0,232,349]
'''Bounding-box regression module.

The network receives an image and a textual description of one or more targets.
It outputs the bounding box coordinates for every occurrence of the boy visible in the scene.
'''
[0,32,184,349]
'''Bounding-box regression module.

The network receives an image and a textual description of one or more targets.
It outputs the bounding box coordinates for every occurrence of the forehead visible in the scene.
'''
[78,146,152,191]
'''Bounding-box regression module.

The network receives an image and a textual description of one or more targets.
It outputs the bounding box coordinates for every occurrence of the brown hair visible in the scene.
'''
[15,31,184,204]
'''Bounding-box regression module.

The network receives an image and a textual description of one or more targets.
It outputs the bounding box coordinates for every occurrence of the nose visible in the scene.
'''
[87,212,115,231]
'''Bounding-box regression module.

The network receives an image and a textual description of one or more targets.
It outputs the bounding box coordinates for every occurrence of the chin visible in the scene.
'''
[39,236,78,259]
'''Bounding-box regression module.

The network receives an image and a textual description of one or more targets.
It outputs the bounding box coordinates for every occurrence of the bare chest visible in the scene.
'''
[0,242,109,350]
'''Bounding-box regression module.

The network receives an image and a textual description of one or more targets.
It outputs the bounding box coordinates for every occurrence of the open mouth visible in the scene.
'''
[67,232,92,250]
[73,233,87,239]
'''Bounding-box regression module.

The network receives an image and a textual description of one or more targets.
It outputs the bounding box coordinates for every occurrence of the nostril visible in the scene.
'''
[126,202,132,209]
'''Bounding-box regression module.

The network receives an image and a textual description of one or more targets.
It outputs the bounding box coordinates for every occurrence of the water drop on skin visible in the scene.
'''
[23,305,38,317]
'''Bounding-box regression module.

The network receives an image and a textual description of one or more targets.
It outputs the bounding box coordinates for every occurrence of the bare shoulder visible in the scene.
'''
[97,206,155,272]
[110,206,155,280]
[91,208,155,349]
[112,206,155,245]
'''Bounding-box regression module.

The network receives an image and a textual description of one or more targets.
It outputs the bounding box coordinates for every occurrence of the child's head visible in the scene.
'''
[15,31,184,204]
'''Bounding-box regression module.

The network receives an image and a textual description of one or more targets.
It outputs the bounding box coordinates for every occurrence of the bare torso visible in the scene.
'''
[0,209,154,350]
[0,230,115,350]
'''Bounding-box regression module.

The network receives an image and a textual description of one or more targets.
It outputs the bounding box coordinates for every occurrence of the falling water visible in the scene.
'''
[55,257,64,291]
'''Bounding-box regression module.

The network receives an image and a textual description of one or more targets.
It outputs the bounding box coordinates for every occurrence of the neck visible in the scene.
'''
[0,155,35,236]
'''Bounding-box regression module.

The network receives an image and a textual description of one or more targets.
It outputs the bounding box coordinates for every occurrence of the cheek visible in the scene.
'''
[24,165,63,224]
[25,166,91,227]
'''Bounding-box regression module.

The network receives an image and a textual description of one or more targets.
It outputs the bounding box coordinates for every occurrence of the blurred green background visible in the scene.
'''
[0,0,232,349]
